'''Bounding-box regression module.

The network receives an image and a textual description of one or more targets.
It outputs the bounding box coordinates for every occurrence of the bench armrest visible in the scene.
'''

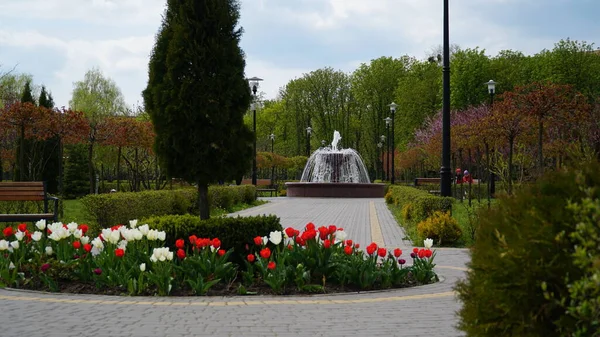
[46,195,60,222]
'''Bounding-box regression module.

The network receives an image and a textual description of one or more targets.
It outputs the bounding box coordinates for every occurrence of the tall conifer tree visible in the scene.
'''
[143,0,253,219]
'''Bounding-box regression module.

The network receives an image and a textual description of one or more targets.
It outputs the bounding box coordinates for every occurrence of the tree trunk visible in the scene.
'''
[58,139,63,196]
[117,146,122,191]
[537,118,544,176]
[508,136,514,195]
[88,138,95,194]
[197,181,210,220]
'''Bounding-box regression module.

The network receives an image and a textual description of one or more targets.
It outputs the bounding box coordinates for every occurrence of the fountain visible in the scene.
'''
[286,131,386,198]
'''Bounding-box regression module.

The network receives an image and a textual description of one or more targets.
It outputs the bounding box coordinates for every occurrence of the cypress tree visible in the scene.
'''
[15,80,35,181]
[143,0,253,219]
[39,87,60,193]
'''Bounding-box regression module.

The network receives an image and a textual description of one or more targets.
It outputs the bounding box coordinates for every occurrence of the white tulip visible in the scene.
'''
[66,222,78,233]
[335,230,347,243]
[132,229,143,241]
[10,241,19,249]
[262,236,268,246]
[157,231,166,241]
[138,224,149,236]
[0,240,9,251]
[35,219,47,230]
[424,238,434,249]
[45,246,53,255]
[269,231,282,245]
[73,229,83,239]
[80,236,90,244]
[14,231,25,241]
[31,231,42,242]
[9,262,15,270]
[139,263,146,272]
[129,219,138,228]
[118,240,128,250]
[150,255,157,263]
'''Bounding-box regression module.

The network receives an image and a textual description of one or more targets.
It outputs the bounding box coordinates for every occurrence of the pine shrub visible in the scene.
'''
[455,162,600,337]
[416,211,462,245]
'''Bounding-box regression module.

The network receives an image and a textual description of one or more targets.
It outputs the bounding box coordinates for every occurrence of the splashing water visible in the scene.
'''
[300,131,371,183]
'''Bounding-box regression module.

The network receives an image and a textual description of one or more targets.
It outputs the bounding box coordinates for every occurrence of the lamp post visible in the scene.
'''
[248,77,263,186]
[377,141,383,181]
[388,102,397,184]
[486,80,497,202]
[321,139,326,148]
[380,135,386,181]
[306,126,312,156]
[384,117,392,182]
[269,133,275,185]
[440,0,452,197]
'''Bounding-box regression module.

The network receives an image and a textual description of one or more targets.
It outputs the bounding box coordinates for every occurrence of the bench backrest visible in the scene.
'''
[0,182,46,201]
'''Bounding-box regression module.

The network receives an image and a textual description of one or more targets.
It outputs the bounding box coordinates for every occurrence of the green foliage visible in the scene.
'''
[455,162,600,337]
[565,183,600,336]
[416,211,462,245]
[80,185,257,229]
[63,144,90,199]
[385,185,453,222]
[143,214,282,264]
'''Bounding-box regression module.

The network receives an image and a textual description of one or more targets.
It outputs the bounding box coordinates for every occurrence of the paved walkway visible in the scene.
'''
[0,197,469,337]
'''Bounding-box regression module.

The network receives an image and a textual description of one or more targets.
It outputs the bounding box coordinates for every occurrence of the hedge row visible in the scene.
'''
[385,186,453,223]
[143,214,283,265]
[81,185,256,229]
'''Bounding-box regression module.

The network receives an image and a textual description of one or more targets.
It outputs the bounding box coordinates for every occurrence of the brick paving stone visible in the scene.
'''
[0,197,468,337]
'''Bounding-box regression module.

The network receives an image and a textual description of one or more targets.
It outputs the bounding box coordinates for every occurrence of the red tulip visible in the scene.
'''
[18,223,27,232]
[377,247,387,257]
[259,247,271,259]
[115,248,125,258]
[344,246,353,255]
[267,261,276,270]
[328,225,337,235]
[285,227,297,238]
[418,249,426,258]
[177,249,186,259]
[83,244,92,252]
[318,226,329,240]
[323,239,331,249]
[354,243,360,249]
[78,224,89,235]
[217,249,226,257]
[305,222,315,231]
[366,243,378,255]
[345,240,353,247]
[189,235,198,245]
[211,238,221,249]
[3,227,14,237]
[424,249,433,258]
[413,247,419,254]
[247,254,255,263]
[72,241,81,249]
[253,236,263,246]
[393,248,402,258]
[175,239,185,249]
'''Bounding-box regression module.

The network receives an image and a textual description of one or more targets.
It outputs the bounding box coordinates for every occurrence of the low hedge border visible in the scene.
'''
[142,213,283,265]
[81,185,256,230]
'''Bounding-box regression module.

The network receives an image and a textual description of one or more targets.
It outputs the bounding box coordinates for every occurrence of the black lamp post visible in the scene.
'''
[269,133,275,184]
[486,80,497,201]
[377,141,383,181]
[306,126,312,156]
[388,102,397,184]
[380,135,386,181]
[440,0,452,197]
[384,117,392,182]
[248,77,263,186]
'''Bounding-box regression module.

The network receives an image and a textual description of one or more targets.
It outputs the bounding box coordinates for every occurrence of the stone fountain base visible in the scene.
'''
[285,182,386,198]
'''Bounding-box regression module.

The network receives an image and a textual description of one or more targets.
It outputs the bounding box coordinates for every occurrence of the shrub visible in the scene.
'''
[455,162,600,337]
[416,211,462,245]
[81,185,256,229]
[63,144,90,199]
[142,214,282,264]
[385,186,453,222]
[401,203,413,221]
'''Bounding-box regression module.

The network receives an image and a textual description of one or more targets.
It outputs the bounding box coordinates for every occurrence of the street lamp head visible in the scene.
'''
[486,80,497,94]
[388,102,398,113]
[380,135,386,142]
[377,142,383,148]
[269,133,275,140]
[321,139,326,146]
[384,117,392,126]
[248,77,263,96]
[306,126,312,135]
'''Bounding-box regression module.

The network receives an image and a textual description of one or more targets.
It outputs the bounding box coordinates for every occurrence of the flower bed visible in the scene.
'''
[0,220,438,296]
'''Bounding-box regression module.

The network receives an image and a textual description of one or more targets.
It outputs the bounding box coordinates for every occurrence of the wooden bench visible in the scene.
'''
[0,182,59,223]
[239,179,278,197]
[414,177,441,186]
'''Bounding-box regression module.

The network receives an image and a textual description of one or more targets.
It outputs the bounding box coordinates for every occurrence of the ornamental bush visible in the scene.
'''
[455,162,600,337]
[385,186,452,222]
[81,185,257,229]
[416,211,462,245]
[143,214,282,265]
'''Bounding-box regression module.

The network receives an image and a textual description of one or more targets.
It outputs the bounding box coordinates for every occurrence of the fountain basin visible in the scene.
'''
[286,182,386,198]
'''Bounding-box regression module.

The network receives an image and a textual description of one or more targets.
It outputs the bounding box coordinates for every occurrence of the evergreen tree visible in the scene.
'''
[63,144,90,199]
[14,80,36,181]
[39,87,60,193]
[143,0,253,219]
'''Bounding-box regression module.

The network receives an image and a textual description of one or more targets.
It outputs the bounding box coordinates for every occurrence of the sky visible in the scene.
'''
[0,0,598,109]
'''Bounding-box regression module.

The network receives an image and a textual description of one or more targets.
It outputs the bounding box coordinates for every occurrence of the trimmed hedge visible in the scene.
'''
[455,162,600,336]
[81,185,256,229]
[142,214,283,265]
[385,186,453,223]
